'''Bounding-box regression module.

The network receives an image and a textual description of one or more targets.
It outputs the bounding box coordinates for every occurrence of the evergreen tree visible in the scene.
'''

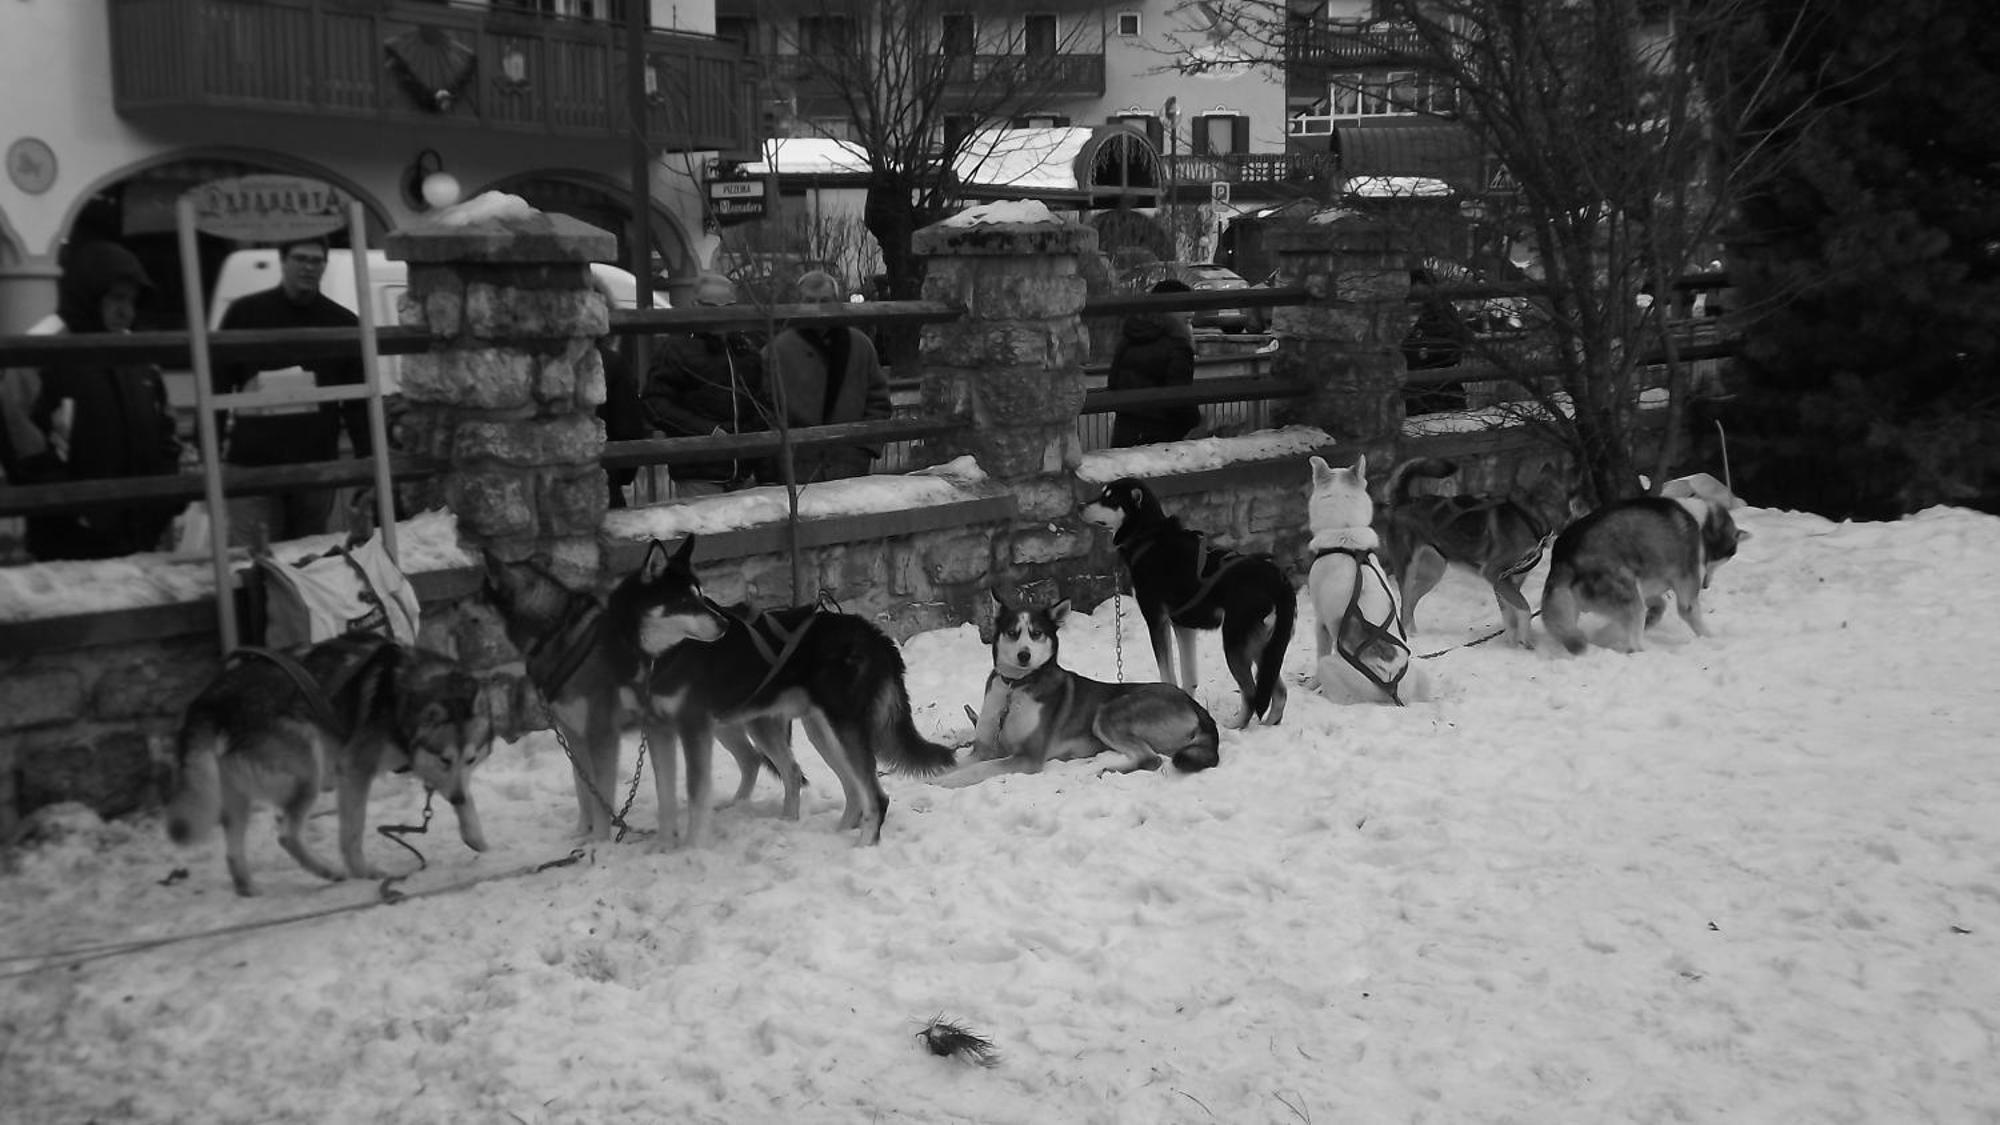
[1718,0,2000,517]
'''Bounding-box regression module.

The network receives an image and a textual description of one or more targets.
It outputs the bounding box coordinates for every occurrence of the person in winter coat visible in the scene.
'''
[639,273,768,495]
[0,241,182,560]
[212,235,365,545]
[761,270,891,484]
[1107,278,1201,447]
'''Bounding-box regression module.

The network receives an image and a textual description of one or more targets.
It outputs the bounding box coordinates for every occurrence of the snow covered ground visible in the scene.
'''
[4,502,1998,1124]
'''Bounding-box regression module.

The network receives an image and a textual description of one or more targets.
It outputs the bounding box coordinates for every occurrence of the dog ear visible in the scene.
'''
[1351,452,1368,482]
[669,535,699,573]
[1048,598,1073,628]
[637,539,669,583]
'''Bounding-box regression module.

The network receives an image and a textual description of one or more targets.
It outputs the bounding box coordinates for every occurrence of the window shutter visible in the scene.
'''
[1232,116,1249,154]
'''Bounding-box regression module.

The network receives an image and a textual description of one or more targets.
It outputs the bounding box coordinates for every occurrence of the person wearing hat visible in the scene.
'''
[761,269,891,483]
[639,272,768,495]
[0,241,183,559]
[1106,277,1201,447]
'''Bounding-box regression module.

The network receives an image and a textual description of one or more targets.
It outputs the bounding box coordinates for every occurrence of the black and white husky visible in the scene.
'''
[937,595,1219,788]
[1079,478,1297,728]
[620,537,957,846]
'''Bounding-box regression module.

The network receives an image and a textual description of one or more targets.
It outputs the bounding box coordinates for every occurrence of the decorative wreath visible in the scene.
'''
[383,27,478,114]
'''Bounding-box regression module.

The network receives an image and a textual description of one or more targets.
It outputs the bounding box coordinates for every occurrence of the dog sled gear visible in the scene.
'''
[524,590,609,702]
[1125,529,1269,620]
[706,600,819,700]
[222,633,396,743]
[1313,546,1411,706]
[249,529,419,650]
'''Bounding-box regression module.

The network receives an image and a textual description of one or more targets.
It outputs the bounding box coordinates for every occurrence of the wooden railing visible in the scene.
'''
[1283,20,1430,70]
[108,0,755,152]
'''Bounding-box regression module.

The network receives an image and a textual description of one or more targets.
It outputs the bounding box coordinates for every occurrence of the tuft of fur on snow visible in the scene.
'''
[916,1015,1000,1067]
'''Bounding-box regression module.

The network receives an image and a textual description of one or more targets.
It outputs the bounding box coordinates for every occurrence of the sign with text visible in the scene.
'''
[706,176,769,224]
[188,175,348,242]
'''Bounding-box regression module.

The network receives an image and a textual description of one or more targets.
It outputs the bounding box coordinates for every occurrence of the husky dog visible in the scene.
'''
[937,595,1220,788]
[482,542,795,842]
[165,634,492,896]
[1378,457,1581,647]
[620,536,957,847]
[1540,496,1749,654]
[1079,478,1297,728]
[1306,454,1435,705]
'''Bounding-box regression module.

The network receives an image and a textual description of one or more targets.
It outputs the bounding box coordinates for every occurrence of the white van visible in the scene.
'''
[164,250,665,407]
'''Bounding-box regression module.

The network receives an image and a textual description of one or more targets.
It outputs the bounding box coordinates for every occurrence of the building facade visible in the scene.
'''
[0,0,757,333]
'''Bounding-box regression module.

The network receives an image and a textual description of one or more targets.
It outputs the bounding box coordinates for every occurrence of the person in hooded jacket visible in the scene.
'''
[760,270,890,483]
[1107,278,1201,447]
[639,272,768,495]
[0,241,182,560]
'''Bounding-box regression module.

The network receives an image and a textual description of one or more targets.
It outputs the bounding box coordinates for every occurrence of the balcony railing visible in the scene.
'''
[1164,152,1335,189]
[1285,20,1430,71]
[109,0,756,152]
[767,50,1105,99]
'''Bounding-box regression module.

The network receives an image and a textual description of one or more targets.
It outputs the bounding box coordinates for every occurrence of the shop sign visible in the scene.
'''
[706,177,769,224]
[187,175,349,241]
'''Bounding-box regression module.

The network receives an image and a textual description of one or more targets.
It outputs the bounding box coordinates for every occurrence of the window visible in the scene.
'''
[1117,11,1141,36]
[1191,113,1249,156]
[1024,13,1057,57]
[1113,112,1163,149]
[942,114,979,150]
[798,16,855,57]
[941,13,974,56]
[716,17,759,52]
[1323,71,1454,120]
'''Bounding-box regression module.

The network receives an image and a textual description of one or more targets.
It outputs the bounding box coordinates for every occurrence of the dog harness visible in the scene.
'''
[1312,546,1410,707]
[227,634,396,743]
[1125,529,1269,619]
[704,600,819,701]
[526,589,609,701]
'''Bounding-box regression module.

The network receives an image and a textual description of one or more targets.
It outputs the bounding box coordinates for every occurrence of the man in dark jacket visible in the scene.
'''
[1107,278,1200,447]
[213,236,365,544]
[0,241,182,559]
[641,273,768,495]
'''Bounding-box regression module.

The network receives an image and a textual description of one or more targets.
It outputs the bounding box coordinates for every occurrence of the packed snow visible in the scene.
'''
[4,486,1997,1123]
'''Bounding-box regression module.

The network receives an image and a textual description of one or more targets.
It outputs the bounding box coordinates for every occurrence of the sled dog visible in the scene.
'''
[482,541,794,842]
[622,537,957,847]
[1540,496,1749,654]
[1378,456,1581,647]
[937,595,1220,788]
[165,634,492,896]
[1079,478,1297,728]
[1306,454,1435,705]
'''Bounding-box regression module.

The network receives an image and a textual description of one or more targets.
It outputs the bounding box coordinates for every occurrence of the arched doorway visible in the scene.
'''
[62,151,390,333]
[486,172,692,290]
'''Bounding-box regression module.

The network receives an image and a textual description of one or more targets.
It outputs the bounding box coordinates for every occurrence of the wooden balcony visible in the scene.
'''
[767,51,1106,100]
[1284,20,1430,72]
[109,0,757,153]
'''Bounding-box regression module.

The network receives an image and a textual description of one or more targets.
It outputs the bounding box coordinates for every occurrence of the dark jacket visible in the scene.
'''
[597,341,645,505]
[214,286,364,466]
[3,243,183,559]
[762,325,892,483]
[1107,312,1199,447]
[640,331,768,484]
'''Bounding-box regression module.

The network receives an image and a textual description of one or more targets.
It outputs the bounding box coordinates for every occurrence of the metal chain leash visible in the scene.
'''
[551,722,651,844]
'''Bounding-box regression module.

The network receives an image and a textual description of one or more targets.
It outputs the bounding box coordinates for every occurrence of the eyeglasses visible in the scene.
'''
[286,254,328,268]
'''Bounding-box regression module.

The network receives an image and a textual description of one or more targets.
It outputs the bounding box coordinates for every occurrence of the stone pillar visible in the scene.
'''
[385,208,615,726]
[912,214,1096,521]
[1266,213,1414,472]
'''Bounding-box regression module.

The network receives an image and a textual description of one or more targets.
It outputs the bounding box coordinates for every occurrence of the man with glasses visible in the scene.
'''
[213,236,366,544]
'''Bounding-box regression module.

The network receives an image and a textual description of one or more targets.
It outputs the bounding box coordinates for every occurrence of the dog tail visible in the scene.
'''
[1388,457,1458,507]
[1248,592,1298,721]
[165,715,224,846]
[1172,706,1222,773]
[867,677,958,777]
[1539,562,1589,655]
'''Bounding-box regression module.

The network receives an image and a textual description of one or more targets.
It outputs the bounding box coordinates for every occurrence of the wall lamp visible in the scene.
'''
[402,148,463,212]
